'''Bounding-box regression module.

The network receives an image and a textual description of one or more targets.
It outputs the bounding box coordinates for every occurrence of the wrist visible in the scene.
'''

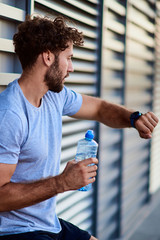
[54,174,69,194]
[130,111,143,128]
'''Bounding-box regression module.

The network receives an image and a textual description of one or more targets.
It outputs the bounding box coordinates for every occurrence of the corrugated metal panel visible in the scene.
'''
[121,0,156,238]
[150,1,160,194]
[34,0,100,235]
[97,1,127,239]
[0,1,25,90]
[0,0,100,236]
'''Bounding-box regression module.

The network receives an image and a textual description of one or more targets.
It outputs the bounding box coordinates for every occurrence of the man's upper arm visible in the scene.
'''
[71,95,102,121]
[0,163,17,187]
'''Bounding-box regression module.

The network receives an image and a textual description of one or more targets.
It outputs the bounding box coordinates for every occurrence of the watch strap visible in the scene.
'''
[130,111,142,128]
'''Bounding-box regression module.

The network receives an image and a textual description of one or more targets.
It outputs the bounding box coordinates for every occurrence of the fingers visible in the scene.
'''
[81,157,98,166]
[135,112,159,138]
[76,158,98,184]
[143,112,159,130]
[88,164,98,173]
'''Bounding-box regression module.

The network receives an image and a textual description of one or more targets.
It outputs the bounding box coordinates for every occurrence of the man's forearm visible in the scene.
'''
[73,95,133,128]
[0,158,99,212]
[97,100,159,138]
[97,100,132,128]
[0,174,65,212]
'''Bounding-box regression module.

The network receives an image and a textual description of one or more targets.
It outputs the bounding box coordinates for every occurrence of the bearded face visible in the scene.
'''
[44,55,67,93]
[44,43,73,92]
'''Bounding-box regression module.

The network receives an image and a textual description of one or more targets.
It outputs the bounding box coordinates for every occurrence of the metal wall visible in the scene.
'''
[122,0,156,238]
[0,0,101,236]
[97,0,126,239]
[0,0,25,89]
[97,0,159,240]
[0,0,160,240]
[150,1,160,195]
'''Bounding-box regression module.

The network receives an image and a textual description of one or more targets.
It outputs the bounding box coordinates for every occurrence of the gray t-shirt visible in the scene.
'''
[0,79,82,235]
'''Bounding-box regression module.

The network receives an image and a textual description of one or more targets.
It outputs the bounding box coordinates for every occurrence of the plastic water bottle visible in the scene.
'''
[75,130,98,191]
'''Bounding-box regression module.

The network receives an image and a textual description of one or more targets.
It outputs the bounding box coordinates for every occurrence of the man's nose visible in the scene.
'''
[68,61,74,72]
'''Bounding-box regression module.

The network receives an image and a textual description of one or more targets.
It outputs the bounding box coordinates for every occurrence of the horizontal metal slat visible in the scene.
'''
[123,173,148,201]
[60,145,76,161]
[128,6,155,33]
[122,179,148,216]
[102,91,123,104]
[57,186,91,202]
[98,181,119,204]
[63,0,98,16]
[88,0,98,4]
[77,25,97,39]
[62,120,95,135]
[58,195,93,220]
[66,84,96,95]
[129,0,155,19]
[106,19,125,35]
[69,208,93,226]
[125,74,152,89]
[34,6,97,39]
[126,57,154,74]
[0,3,25,22]
[127,22,155,47]
[74,48,97,61]
[35,0,97,27]
[121,190,147,234]
[0,18,18,39]
[127,49,154,62]
[82,39,97,50]
[98,203,119,231]
[61,132,86,149]
[125,92,152,107]
[0,38,14,52]
[66,73,96,84]
[73,61,96,72]
[0,73,20,85]
[104,60,124,71]
[102,76,123,89]
[98,221,117,240]
[104,38,125,53]
[107,0,126,16]
[100,128,121,144]
[57,190,92,211]
[123,163,149,200]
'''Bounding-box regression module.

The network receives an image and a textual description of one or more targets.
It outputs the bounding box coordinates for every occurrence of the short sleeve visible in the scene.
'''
[0,110,23,164]
[62,86,82,116]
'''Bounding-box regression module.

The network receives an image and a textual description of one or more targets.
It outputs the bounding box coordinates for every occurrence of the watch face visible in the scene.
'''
[130,111,142,128]
[135,111,141,118]
[131,111,142,119]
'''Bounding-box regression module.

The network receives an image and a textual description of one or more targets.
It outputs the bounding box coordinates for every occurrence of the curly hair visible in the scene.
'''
[13,15,84,70]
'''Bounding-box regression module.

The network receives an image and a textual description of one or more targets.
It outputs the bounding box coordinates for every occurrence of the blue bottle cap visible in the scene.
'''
[85,130,94,140]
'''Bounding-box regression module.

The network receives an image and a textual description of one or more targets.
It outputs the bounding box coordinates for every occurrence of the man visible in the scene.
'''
[0,15,158,240]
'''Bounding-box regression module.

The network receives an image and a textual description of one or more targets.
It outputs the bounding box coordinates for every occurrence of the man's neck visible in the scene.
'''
[18,69,48,108]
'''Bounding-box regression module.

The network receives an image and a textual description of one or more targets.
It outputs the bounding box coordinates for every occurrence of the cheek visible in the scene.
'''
[60,60,68,73]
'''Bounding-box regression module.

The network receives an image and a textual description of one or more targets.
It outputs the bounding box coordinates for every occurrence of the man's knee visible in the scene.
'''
[89,236,98,240]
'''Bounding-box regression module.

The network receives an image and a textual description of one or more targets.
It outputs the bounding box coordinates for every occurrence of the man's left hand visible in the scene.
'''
[134,112,159,139]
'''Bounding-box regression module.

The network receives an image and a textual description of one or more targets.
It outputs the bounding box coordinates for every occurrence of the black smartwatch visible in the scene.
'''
[130,111,143,128]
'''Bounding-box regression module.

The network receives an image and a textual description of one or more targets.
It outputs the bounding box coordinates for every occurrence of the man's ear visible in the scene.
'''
[42,51,55,67]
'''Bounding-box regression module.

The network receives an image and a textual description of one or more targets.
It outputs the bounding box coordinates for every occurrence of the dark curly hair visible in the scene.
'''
[13,15,84,70]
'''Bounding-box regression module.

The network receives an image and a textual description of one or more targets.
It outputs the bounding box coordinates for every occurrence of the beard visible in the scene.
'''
[44,55,67,93]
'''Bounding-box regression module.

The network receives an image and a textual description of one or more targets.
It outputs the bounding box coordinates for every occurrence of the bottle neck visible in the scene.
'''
[85,137,92,141]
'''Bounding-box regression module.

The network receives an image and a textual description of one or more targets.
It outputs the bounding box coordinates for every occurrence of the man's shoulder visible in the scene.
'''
[0,80,23,116]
